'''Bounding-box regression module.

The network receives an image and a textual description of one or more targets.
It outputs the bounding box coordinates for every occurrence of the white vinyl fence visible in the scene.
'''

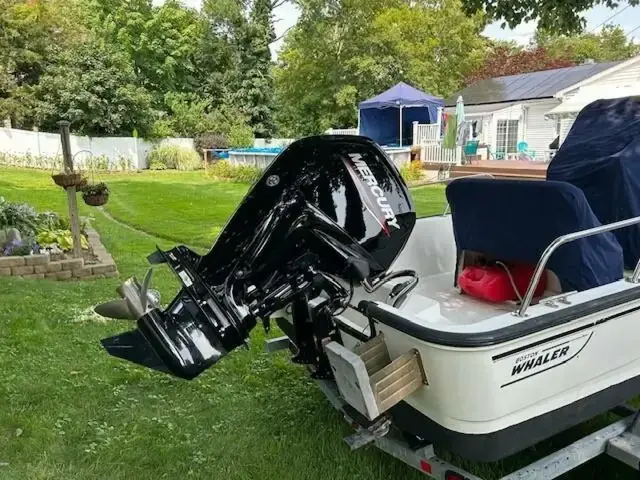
[0,127,195,170]
[421,144,462,164]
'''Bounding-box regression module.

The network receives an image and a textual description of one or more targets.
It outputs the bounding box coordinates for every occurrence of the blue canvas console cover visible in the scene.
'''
[446,178,624,292]
[547,96,640,268]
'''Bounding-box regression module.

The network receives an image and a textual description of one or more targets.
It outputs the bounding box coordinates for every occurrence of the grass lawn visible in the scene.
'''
[0,166,634,479]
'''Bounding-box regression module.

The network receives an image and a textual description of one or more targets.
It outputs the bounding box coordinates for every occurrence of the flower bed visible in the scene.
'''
[0,197,117,280]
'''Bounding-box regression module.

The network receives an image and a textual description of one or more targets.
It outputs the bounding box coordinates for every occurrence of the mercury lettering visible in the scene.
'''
[349,155,400,230]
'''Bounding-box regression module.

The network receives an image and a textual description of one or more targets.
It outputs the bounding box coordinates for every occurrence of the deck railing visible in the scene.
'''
[413,123,440,145]
[421,143,462,164]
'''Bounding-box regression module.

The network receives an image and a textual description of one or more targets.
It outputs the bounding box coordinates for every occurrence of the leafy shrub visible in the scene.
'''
[0,197,39,237]
[0,152,63,170]
[150,118,176,138]
[36,229,89,251]
[400,161,423,182]
[36,212,69,231]
[86,155,110,170]
[82,182,109,196]
[148,158,167,170]
[209,160,262,183]
[148,145,202,171]
[194,133,229,154]
[228,124,254,148]
[116,155,134,171]
[3,238,38,256]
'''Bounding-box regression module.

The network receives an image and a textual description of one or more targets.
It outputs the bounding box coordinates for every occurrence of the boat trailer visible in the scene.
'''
[318,376,640,479]
[265,333,640,480]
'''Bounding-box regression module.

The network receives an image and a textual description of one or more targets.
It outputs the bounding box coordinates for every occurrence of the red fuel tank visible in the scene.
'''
[458,263,546,303]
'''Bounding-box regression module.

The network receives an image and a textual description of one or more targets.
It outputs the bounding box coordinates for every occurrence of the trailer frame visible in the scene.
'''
[314,376,640,480]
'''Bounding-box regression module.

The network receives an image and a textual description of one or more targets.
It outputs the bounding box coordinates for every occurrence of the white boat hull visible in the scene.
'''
[278,215,640,460]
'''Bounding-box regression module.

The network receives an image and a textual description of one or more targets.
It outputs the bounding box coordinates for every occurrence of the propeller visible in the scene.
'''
[94,298,137,320]
[94,268,161,320]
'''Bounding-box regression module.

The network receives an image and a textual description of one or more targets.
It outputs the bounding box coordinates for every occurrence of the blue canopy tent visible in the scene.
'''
[358,82,444,147]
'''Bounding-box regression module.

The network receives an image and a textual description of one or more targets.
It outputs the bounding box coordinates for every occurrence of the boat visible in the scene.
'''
[96,104,640,468]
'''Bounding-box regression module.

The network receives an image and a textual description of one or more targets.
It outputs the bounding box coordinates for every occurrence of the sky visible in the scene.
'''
[161,1,640,58]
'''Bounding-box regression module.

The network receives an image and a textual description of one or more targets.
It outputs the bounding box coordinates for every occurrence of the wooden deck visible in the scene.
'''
[449,159,548,180]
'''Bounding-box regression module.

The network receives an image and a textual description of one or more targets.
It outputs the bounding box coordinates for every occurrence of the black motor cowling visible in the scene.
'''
[100,135,416,379]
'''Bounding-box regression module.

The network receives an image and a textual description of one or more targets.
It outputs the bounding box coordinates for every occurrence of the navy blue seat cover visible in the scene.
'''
[445,178,624,292]
[547,97,640,269]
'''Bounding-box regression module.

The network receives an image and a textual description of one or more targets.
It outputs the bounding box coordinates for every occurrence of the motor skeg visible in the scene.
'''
[99,135,416,379]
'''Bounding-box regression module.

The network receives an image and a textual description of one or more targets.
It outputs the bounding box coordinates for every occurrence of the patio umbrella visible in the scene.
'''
[455,95,466,146]
[456,96,465,124]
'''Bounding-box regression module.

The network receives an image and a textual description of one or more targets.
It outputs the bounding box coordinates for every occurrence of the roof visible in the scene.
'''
[359,81,444,109]
[445,61,621,107]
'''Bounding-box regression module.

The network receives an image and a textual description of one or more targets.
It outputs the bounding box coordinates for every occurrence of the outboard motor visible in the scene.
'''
[99,135,416,379]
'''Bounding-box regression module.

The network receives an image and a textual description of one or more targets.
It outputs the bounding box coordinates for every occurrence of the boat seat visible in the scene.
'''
[445,178,624,293]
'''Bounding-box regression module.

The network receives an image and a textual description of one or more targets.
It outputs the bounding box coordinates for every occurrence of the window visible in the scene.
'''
[496,120,519,154]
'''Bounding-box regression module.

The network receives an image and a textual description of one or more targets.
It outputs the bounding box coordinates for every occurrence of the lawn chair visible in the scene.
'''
[516,141,536,162]
[486,145,505,161]
[462,140,479,164]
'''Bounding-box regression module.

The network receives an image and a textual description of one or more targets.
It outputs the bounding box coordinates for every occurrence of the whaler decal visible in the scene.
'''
[495,332,593,387]
[511,345,570,376]
[344,153,400,236]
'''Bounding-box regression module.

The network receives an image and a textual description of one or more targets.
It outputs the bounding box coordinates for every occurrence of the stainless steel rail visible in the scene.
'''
[516,215,640,317]
[411,172,496,188]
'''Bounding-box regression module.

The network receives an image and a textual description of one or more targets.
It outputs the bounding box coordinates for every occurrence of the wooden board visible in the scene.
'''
[325,341,380,419]
[325,336,426,421]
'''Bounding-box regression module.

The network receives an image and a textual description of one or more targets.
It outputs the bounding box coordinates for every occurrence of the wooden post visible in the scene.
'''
[58,121,82,259]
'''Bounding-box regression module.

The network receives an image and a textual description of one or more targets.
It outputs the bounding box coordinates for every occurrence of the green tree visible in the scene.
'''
[535,25,640,63]
[35,39,154,136]
[97,0,207,100]
[238,0,276,137]
[274,0,486,136]
[0,0,89,127]
[461,0,640,34]
[369,1,487,98]
[204,0,277,137]
[275,0,404,136]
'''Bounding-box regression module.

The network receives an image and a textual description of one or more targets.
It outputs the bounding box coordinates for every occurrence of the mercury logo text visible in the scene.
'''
[349,154,400,230]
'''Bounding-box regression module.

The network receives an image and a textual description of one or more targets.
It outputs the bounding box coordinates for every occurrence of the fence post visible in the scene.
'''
[58,121,83,259]
[412,121,419,146]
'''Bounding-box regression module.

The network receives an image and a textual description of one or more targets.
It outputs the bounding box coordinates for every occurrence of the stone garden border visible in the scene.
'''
[0,225,118,281]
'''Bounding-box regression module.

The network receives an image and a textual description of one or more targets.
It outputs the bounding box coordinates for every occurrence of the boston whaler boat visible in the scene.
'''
[97,97,640,479]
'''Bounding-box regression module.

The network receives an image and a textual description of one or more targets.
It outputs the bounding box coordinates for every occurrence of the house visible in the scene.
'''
[444,55,640,160]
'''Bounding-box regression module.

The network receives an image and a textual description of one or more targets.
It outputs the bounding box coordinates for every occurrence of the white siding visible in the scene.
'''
[523,100,560,155]
[591,62,640,88]
[446,101,525,149]
[559,118,575,146]
[563,88,580,100]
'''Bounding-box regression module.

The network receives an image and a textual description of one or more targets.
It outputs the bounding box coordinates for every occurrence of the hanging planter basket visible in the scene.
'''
[52,172,86,188]
[82,182,110,207]
[83,193,109,207]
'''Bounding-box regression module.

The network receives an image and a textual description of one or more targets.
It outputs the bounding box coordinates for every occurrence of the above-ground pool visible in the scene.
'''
[230,147,284,154]
[228,143,411,168]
